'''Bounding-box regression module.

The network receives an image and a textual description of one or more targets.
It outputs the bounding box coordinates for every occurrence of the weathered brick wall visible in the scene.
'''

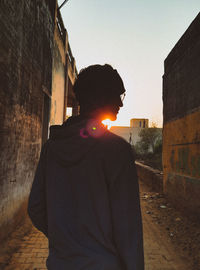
[163,13,200,219]
[0,0,56,241]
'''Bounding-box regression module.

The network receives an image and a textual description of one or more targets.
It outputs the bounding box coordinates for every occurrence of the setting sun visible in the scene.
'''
[102,119,113,129]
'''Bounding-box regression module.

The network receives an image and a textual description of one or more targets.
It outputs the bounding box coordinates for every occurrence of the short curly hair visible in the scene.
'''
[73,64,125,113]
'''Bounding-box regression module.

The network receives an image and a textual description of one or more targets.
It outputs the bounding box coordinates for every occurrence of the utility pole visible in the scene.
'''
[58,0,70,10]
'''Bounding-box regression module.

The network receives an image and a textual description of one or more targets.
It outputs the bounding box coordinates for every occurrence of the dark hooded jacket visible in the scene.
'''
[28,116,144,270]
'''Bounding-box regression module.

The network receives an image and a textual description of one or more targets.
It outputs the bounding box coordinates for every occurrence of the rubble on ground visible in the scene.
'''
[141,185,200,269]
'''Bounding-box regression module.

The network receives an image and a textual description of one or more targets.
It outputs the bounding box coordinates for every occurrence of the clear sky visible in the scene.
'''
[58,0,200,127]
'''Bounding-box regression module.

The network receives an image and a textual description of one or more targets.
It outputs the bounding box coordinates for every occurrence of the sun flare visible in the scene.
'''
[102,119,113,129]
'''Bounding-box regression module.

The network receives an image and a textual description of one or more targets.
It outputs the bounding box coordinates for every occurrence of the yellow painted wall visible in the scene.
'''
[163,109,200,216]
[68,61,76,85]
[50,26,66,126]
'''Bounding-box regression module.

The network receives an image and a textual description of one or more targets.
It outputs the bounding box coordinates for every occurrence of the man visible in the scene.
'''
[28,64,144,270]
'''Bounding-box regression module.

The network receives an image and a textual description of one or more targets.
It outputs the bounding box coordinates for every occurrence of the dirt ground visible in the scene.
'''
[0,181,200,269]
[140,181,200,270]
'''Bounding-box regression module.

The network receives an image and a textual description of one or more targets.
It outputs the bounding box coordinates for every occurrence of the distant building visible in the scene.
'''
[110,118,149,145]
[130,118,149,128]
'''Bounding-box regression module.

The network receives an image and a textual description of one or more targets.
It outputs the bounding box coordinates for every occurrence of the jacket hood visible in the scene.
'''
[48,116,107,167]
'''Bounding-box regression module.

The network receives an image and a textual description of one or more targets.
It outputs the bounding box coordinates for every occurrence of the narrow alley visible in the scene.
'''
[1,181,198,270]
[1,2,200,270]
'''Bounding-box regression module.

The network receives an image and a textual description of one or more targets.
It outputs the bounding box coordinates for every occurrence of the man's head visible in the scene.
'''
[73,64,126,121]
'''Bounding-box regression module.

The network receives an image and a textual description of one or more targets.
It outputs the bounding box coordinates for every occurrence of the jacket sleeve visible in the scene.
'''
[27,142,48,237]
[109,144,144,270]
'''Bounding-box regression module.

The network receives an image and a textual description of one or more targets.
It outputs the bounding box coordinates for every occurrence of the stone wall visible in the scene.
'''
[162,13,200,219]
[0,0,56,242]
[135,162,163,193]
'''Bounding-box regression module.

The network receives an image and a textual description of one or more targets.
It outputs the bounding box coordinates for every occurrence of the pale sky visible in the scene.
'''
[58,0,200,127]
